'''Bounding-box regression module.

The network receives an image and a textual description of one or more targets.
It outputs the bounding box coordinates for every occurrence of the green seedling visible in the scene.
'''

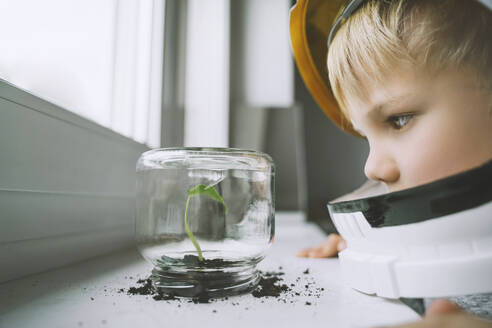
[184,184,228,262]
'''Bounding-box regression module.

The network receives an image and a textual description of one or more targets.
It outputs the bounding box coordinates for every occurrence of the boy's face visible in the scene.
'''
[346,66,492,192]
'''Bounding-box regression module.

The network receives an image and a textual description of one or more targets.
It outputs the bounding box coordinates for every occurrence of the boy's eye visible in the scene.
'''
[386,114,414,130]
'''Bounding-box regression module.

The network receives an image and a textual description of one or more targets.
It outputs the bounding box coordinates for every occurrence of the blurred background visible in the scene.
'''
[0,0,368,282]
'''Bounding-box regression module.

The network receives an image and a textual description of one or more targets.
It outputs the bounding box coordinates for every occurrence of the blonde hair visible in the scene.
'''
[327,0,492,120]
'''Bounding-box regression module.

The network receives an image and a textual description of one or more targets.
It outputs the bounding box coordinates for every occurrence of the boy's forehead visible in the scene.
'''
[345,68,421,115]
[345,65,488,127]
[344,63,406,97]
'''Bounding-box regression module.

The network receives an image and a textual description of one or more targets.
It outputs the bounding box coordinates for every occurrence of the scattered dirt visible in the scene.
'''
[153,292,177,301]
[252,272,289,298]
[122,266,325,307]
[127,278,153,296]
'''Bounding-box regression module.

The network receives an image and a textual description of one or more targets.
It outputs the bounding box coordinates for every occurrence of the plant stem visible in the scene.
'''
[184,194,203,261]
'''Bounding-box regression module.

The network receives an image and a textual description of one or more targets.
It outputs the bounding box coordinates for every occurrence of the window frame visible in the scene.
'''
[0,78,150,283]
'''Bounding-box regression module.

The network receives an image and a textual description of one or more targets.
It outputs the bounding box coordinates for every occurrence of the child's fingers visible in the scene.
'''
[426,299,462,316]
[308,247,336,258]
[295,245,328,258]
[295,243,332,258]
[295,248,312,257]
[337,239,347,251]
[295,234,345,258]
[295,245,325,257]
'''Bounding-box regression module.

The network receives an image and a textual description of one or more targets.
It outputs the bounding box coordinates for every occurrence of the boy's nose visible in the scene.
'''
[364,147,400,185]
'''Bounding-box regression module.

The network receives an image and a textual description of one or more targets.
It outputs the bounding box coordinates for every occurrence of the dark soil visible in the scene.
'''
[153,292,177,301]
[182,254,233,268]
[252,272,289,298]
[160,254,237,269]
[127,278,153,296]
[153,254,259,298]
[124,266,325,307]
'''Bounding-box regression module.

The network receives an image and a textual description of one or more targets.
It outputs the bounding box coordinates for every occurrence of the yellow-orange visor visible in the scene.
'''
[289,0,363,137]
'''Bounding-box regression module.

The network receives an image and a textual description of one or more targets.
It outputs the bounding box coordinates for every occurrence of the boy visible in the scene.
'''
[291,0,492,326]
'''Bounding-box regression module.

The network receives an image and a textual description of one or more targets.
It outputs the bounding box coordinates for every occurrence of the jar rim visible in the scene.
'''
[145,147,269,155]
[137,147,275,172]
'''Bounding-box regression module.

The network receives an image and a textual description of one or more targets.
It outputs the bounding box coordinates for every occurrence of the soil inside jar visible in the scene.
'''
[151,254,260,299]
[182,254,232,267]
[132,255,296,301]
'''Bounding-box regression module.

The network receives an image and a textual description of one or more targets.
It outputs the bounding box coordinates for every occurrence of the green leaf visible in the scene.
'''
[188,184,228,214]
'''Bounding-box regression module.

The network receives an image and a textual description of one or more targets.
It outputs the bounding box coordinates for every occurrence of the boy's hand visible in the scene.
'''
[387,300,491,328]
[295,181,382,259]
[295,180,382,258]
[295,233,346,258]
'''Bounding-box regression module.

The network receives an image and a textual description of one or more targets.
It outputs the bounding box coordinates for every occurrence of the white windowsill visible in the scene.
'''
[0,212,419,328]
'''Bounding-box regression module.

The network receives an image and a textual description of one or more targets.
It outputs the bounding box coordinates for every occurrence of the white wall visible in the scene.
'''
[183,0,293,148]
[243,0,293,108]
[184,0,230,147]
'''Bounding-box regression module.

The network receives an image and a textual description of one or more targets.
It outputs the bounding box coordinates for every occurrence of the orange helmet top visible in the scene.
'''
[289,0,362,137]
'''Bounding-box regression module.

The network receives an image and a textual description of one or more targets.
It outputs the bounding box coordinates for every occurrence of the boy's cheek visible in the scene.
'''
[390,120,437,189]
[397,124,489,190]
[396,144,441,190]
[394,115,459,189]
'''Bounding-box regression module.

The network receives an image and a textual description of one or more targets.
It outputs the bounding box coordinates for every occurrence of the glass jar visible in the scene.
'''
[136,147,275,297]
